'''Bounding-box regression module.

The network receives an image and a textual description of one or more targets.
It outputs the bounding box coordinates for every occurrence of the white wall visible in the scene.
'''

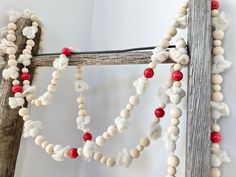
[0,0,235,177]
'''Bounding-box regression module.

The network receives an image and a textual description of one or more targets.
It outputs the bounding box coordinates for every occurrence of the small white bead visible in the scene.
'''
[107,125,118,136]
[120,109,130,119]
[168,26,177,37]
[41,141,48,149]
[211,74,223,84]
[148,61,157,69]
[170,107,182,118]
[77,96,85,104]
[52,71,62,79]
[103,132,110,140]
[9,54,16,60]
[26,45,33,50]
[6,47,16,55]
[213,47,224,56]
[27,40,35,47]
[137,144,144,152]
[159,38,169,48]
[167,155,180,167]
[167,166,176,175]
[173,81,181,87]
[126,104,134,111]
[22,68,29,73]
[8,23,17,30]
[77,147,83,156]
[19,108,29,116]
[93,152,102,161]
[170,118,180,126]
[23,115,31,121]
[211,124,221,132]
[26,94,35,102]
[139,137,150,147]
[211,10,219,17]
[173,64,182,71]
[213,40,222,47]
[212,85,221,92]
[168,126,180,136]
[211,143,220,149]
[210,168,221,177]
[129,95,139,106]
[7,34,16,42]
[212,92,224,102]
[213,30,224,40]
[106,157,116,167]
[35,99,42,107]
[96,136,106,146]
[51,79,58,85]
[12,80,20,85]
[32,21,38,27]
[78,109,87,116]
[35,135,45,145]
[176,39,187,49]
[130,148,140,159]
[45,144,54,154]
[23,80,30,85]
[23,49,31,55]
[15,93,22,97]
[47,84,57,93]
[100,156,107,164]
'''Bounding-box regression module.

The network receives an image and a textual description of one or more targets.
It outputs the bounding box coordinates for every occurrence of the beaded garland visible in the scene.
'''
[0,0,232,175]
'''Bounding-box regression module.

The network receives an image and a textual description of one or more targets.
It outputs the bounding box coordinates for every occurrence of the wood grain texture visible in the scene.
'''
[0,18,41,177]
[186,0,212,177]
[30,52,174,67]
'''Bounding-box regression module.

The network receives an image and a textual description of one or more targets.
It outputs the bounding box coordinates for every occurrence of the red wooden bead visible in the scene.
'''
[211,131,222,143]
[211,0,219,10]
[12,85,22,93]
[83,132,93,141]
[155,108,165,118]
[172,71,183,81]
[62,48,71,56]
[144,68,154,78]
[69,148,78,159]
[21,72,31,80]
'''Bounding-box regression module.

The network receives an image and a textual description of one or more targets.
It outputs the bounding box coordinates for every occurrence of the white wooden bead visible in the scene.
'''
[100,156,107,164]
[212,92,224,102]
[168,26,177,37]
[168,126,180,136]
[8,30,15,34]
[6,47,16,55]
[148,61,157,69]
[23,115,31,121]
[170,107,182,118]
[213,40,222,47]
[23,49,31,54]
[103,132,110,140]
[51,79,58,85]
[211,124,221,132]
[213,30,224,40]
[52,71,62,79]
[23,80,30,85]
[41,141,48,149]
[7,34,16,42]
[94,152,102,161]
[173,64,182,71]
[8,23,17,30]
[120,109,130,119]
[179,7,187,15]
[176,39,187,49]
[130,148,140,159]
[211,143,220,149]
[27,40,35,47]
[31,15,39,21]
[167,166,176,175]
[19,108,29,116]
[137,144,144,152]
[173,81,181,87]
[9,54,16,60]
[12,80,20,85]
[107,125,118,136]
[45,144,54,154]
[213,47,224,56]
[77,96,85,104]
[210,168,221,177]
[22,68,29,73]
[106,157,116,167]
[126,104,134,111]
[77,147,83,156]
[26,45,33,50]
[26,94,36,102]
[212,85,221,92]
[47,84,57,92]
[76,73,83,80]
[64,149,69,157]
[78,104,85,109]
[129,95,139,106]
[32,21,38,27]
[211,74,223,84]
[211,10,219,17]
[165,34,172,41]
[159,38,169,48]
[96,136,106,146]
[171,118,180,126]
[35,135,45,145]
[78,109,87,116]
[139,137,150,147]
[167,155,180,167]
[34,99,42,107]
